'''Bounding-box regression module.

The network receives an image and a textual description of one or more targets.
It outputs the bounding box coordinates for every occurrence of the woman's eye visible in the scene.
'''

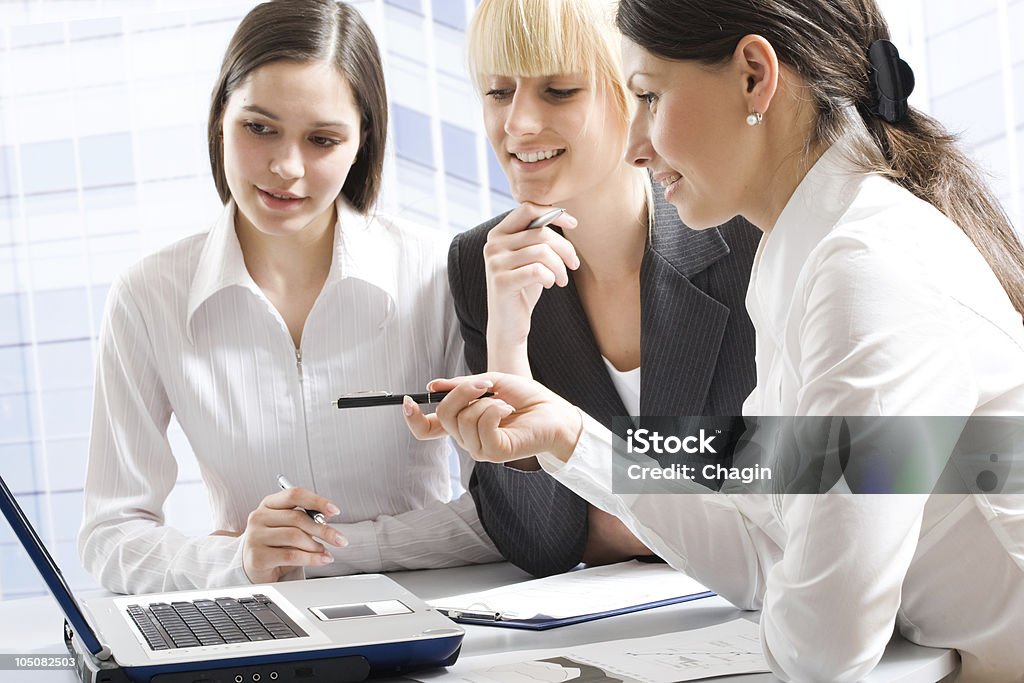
[485,88,514,101]
[547,88,581,99]
[635,92,659,111]
[243,121,273,135]
[310,135,341,147]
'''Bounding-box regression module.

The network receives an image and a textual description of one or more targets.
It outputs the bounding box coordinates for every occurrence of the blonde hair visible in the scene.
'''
[467,0,631,131]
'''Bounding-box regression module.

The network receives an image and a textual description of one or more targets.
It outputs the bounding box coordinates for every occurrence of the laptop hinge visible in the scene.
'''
[64,620,130,683]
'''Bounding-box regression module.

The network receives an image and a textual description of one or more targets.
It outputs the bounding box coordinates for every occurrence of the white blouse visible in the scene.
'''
[601,356,641,418]
[540,146,1024,682]
[80,198,500,594]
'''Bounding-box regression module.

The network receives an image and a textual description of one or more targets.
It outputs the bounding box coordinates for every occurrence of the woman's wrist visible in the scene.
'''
[550,405,584,463]
[486,337,531,376]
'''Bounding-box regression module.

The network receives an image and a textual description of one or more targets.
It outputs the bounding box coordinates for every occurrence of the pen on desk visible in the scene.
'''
[437,608,502,622]
[526,207,565,229]
[276,475,327,525]
[334,390,495,409]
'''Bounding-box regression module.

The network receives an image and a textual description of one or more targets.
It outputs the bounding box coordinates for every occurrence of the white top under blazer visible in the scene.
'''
[540,144,1024,682]
[80,197,500,594]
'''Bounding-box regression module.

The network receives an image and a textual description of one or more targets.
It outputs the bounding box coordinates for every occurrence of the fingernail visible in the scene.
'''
[472,380,494,391]
[321,553,334,564]
[426,378,442,391]
[402,395,415,416]
[337,536,349,548]
[500,404,515,417]
[566,215,578,227]
[326,503,341,515]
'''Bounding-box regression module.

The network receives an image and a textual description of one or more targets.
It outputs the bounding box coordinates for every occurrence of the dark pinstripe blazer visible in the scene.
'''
[448,188,760,577]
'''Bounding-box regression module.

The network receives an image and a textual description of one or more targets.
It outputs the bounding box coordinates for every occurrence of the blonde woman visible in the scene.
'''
[443,0,760,576]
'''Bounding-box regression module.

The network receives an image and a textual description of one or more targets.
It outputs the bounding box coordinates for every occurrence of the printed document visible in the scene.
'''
[413,618,769,683]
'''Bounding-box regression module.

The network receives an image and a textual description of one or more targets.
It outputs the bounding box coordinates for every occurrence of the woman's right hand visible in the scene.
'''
[483,203,579,374]
[403,372,584,465]
[241,487,346,584]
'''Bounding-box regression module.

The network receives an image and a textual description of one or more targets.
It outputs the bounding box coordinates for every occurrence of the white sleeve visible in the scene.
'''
[307,492,501,576]
[759,494,927,682]
[78,277,250,593]
[759,239,957,681]
[537,412,778,610]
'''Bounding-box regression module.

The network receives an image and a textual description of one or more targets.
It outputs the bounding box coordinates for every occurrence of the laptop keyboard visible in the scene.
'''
[127,594,307,650]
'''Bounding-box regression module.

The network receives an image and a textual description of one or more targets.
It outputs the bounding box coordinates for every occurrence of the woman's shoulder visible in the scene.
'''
[363,210,454,266]
[113,231,211,305]
[818,175,973,268]
[812,176,1022,334]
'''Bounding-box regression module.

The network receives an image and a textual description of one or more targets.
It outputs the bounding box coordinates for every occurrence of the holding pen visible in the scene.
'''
[277,475,329,524]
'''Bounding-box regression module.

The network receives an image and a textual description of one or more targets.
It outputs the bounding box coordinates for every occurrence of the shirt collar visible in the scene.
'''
[186,196,398,344]
[748,142,866,339]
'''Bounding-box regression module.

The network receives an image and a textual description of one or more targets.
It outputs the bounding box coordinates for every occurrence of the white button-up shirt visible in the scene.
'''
[80,198,500,594]
[540,146,1024,682]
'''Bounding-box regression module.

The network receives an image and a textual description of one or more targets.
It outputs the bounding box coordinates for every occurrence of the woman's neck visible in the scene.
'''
[558,163,649,281]
[235,205,336,295]
[744,80,828,232]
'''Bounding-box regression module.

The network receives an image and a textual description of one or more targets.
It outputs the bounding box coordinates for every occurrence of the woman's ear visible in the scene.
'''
[733,35,779,118]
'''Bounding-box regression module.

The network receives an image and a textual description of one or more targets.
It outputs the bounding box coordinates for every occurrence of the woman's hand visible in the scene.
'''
[240,487,346,584]
[483,204,578,374]
[403,373,584,465]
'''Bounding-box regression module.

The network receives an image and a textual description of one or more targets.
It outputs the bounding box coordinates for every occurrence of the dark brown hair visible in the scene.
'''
[208,0,387,213]
[617,0,1024,317]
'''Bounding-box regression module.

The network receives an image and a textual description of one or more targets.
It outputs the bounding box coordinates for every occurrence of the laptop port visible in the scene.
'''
[269,674,279,680]
[234,676,243,683]
[252,675,261,682]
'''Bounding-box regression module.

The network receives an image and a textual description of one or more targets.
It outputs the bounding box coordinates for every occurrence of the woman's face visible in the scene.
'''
[621,39,753,230]
[481,73,626,206]
[221,59,362,239]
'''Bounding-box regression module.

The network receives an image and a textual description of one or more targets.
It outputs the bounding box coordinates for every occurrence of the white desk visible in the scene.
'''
[0,562,958,683]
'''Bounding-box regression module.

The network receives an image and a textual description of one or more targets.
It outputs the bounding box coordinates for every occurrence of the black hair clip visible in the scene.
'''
[868,39,915,124]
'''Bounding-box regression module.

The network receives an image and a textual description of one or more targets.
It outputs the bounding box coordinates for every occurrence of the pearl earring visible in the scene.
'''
[746,112,763,126]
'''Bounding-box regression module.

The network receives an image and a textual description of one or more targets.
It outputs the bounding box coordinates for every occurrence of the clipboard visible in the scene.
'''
[429,560,715,630]
[433,591,714,630]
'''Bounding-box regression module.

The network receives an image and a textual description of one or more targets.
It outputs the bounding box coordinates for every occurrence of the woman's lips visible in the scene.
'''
[257,188,306,210]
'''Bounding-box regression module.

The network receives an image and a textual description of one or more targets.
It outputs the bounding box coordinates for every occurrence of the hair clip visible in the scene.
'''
[868,39,915,124]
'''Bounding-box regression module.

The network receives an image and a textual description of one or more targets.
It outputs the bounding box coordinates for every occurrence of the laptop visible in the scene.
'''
[0,475,464,683]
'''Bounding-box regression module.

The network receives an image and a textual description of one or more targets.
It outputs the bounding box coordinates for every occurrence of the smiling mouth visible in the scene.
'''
[511,149,566,163]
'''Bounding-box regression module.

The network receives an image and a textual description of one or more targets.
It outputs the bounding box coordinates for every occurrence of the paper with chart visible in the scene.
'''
[412,618,769,683]
[429,560,711,620]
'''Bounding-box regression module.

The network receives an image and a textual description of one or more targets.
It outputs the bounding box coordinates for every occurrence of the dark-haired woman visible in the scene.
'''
[406,0,1024,679]
[79,0,499,595]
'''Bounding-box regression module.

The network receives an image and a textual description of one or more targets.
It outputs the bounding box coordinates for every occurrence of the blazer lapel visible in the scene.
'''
[640,197,733,416]
[529,280,627,428]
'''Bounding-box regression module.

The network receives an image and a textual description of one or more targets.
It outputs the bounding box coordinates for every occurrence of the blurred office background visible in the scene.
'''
[0,0,1021,599]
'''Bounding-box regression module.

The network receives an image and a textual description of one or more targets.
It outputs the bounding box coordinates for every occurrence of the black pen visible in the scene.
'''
[526,207,565,229]
[276,475,327,525]
[334,390,494,409]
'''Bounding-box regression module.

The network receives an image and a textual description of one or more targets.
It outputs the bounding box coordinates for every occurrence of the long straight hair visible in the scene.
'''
[616,0,1024,318]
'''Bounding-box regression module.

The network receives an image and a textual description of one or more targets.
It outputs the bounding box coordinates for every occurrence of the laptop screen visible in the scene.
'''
[0,474,105,655]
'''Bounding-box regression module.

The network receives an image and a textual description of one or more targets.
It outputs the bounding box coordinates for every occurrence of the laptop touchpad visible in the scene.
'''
[310,600,413,621]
